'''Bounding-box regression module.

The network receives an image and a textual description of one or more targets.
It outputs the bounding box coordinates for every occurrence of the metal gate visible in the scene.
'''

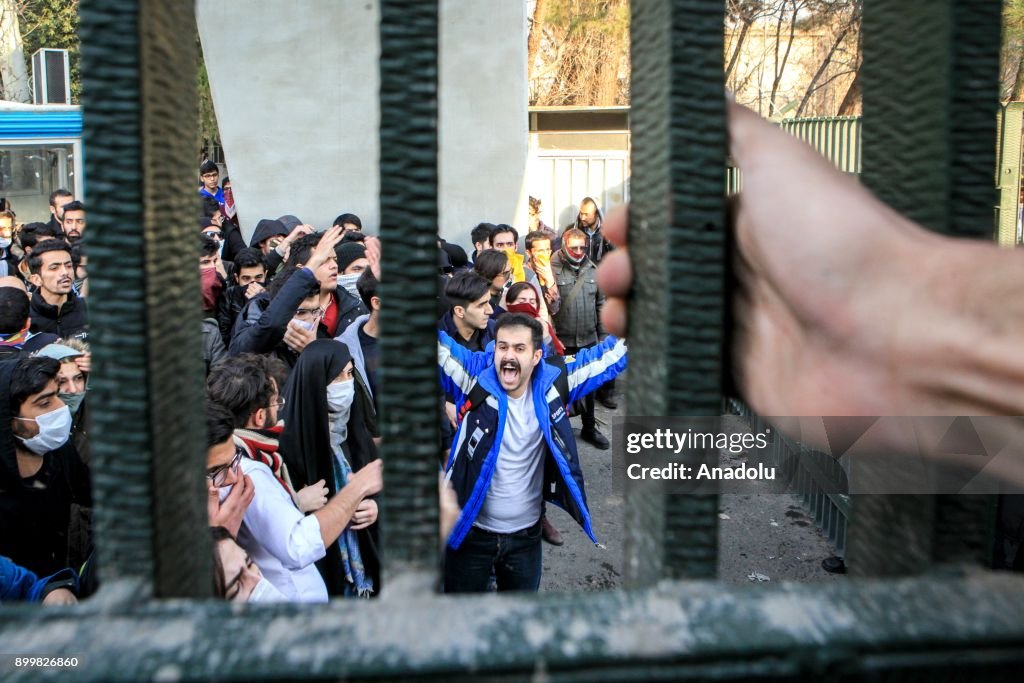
[2,1,1023,681]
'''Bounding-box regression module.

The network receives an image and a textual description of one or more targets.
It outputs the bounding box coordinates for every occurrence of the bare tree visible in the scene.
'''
[530,0,629,107]
[795,0,861,117]
[527,0,546,83]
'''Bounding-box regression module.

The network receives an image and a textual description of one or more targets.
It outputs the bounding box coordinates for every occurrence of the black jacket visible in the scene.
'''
[29,290,88,339]
[0,361,92,577]
[228,269,368,369]
[215,283,252,344]
[220,223,247,264]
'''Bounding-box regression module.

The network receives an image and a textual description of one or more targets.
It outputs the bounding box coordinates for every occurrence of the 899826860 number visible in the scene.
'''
[12,656,80,669]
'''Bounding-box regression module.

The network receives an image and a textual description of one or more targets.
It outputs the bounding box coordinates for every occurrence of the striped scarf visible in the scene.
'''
[233,426,300,503]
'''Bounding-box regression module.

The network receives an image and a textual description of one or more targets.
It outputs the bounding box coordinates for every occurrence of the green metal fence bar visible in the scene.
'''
[625,0,726,584]
[854,0,1001,578]
[378,0,441,587]
[4,573,1024,681]
[78,0,208,598]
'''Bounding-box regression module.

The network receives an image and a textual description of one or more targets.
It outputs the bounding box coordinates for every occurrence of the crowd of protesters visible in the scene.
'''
[0,157,627,604]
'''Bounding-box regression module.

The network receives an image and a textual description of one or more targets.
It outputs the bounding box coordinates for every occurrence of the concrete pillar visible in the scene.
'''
[196,0,527,246]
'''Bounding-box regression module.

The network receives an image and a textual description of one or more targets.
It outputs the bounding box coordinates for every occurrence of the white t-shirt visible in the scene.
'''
[235,458,329,603]
[475,385,546,533]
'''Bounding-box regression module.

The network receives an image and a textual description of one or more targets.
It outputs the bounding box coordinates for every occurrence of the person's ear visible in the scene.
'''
[532,347,543,366]
[453,304,466,320]
[28,273,41,288]
[253,407,266,428]
[371,295,382,312]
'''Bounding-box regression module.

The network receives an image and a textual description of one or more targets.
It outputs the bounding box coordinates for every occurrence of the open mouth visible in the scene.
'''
[58,278,72,288]
[500,360,520,384]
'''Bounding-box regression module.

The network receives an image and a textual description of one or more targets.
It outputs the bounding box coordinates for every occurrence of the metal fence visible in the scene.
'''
[1,0,1022,681]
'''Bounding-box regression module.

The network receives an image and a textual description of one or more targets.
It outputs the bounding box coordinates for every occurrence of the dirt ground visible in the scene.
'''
[540,383,845,592]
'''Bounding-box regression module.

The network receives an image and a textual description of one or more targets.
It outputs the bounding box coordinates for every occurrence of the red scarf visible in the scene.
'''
[507,301,566,356]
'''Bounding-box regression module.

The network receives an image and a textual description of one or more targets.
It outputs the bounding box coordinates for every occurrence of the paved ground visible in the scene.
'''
[541,381,845,591]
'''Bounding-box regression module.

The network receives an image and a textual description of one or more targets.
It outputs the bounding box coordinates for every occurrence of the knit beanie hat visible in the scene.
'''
[335,242,367,272]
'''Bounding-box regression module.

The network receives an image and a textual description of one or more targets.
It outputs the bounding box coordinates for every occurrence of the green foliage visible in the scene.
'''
[19,0,80,102]
[197,54,219,159]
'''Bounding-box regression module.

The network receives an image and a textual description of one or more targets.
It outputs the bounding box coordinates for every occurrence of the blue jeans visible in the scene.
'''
[444,519,543,593]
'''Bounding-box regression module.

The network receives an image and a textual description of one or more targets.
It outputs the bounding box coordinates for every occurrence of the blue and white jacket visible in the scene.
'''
[438,331,627,549]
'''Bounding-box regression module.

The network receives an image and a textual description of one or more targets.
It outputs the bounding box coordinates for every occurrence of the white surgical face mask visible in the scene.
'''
[0,237,11,250]
[338,273,360,299]
[15,405,73,455]
[291,318,316,332]
[326,379,355,414]
[248,577,287,603]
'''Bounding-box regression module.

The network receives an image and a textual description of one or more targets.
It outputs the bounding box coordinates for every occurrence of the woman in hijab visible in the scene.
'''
[278,339,380,597]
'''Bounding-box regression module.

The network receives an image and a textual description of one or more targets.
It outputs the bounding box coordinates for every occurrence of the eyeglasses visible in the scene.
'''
[501,270,512,280]
[295,307,326,320]
[207,450,243,487]
[271,397,285,409]
[202,231,222,240]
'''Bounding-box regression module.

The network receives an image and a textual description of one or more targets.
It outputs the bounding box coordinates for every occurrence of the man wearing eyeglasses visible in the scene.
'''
[227,227,349,376]
[205,402,254,538]
[550,228,609,450]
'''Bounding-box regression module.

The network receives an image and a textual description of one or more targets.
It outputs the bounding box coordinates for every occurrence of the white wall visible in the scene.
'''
[196,0,528,247]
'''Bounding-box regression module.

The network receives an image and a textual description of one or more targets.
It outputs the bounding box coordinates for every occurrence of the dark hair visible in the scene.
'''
[10,356,60,414]
[285,233,321,268]
[19,222,55,252]
[471,222,495,247]
[200,195,221,217]
[491,224,518,246]
[505,281,539,308]
[494,312,543,351]
[441,241,469,270]
[199,235,219,258]
[0,287,30,335]
[61,200,85,215]
[444,271,490,309]
[524,230,551,252]
[206,357,275,428]
[28,239,72,274]
[333,213,362,229]
[210,526,236,598]
[200,159,219,175]
[233,248,265,273]
[257,355,289,397]
[472,249,508,281]
[356,268,378,310]
[205,401,236,449]
[49,189,73,207]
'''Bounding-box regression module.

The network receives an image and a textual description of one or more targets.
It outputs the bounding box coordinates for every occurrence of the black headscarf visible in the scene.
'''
[277,339,381,597]
[278,339,352,492]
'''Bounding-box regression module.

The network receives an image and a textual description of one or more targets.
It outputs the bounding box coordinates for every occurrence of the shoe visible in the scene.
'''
[597,394,618,410]
[541,516,564,546]
[580,427,610,450]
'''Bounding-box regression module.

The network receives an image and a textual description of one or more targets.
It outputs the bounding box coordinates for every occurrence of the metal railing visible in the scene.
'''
[1,1,1022,681]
